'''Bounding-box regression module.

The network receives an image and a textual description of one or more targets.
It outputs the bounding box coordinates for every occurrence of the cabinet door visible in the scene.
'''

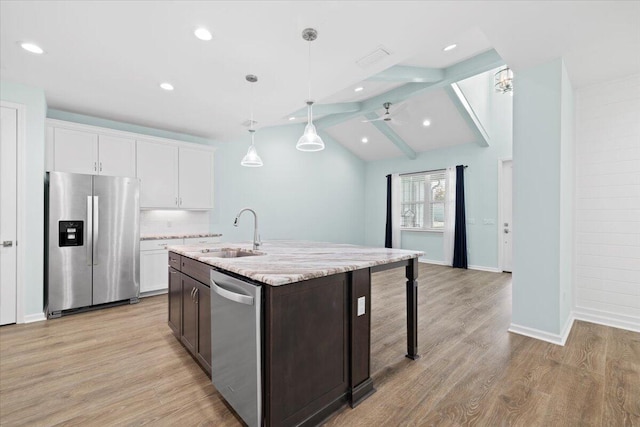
[137,140,179,208]
[53,128,98,174]
[98,135,136,177]
[196,282,212,375]
[178,147,214,209]
[140,250,168,294]
[168,267,182,338]
[181,275,198,355]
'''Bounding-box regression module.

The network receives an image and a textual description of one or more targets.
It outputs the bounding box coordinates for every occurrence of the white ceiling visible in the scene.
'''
[1,1,639,160]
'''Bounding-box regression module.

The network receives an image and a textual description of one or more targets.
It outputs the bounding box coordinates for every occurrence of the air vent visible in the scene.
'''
[242,120,258,127]
[356,46,392,68]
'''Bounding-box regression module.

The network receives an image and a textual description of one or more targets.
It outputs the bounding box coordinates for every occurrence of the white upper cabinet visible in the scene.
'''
[137,142,214,209]
[179,147,214,209]
[52,127,98,175]
[137,140,179,208]
[47,119,215,209]
[49,123,136,177]
[97,135,136,177]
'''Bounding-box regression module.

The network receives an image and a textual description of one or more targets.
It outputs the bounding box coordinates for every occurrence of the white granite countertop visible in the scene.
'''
[141,233,222,241]
[168,240,424,286]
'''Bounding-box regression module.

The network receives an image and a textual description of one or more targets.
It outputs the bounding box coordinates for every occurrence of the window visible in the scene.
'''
[400,171,446,231]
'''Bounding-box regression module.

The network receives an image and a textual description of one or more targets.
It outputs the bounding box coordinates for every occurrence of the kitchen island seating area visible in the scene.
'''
[167,240,424,426]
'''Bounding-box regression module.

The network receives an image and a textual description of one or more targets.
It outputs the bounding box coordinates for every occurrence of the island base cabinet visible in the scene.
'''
[181,275,198,355]
[263,274,350,427]
[195,282,211,374]
[168,267,181,338]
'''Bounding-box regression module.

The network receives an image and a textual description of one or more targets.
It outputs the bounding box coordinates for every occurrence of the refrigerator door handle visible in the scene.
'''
[93,196,99,265]
[87,196,93,266]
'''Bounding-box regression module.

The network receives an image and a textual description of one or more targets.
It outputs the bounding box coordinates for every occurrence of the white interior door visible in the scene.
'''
[501,160,513,272]
[0,106,18,325]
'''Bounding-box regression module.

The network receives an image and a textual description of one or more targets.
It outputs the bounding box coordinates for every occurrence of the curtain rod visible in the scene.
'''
[399,165,467,177]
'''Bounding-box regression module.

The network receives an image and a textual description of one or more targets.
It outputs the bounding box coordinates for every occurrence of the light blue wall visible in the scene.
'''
[211,128,366,244]
[363,81,512,268]
[512,58,574,335]
[0,80,47,317]
[559,63,575,329]
[47,110,367,245]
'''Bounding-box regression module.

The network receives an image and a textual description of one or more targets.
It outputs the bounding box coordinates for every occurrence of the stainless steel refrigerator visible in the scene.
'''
[46,172,140,317]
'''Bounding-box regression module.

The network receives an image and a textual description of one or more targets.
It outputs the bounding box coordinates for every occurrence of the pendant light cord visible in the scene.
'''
[307,40,311,102]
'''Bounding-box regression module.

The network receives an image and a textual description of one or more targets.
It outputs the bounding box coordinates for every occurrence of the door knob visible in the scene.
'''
[3,241,13,247]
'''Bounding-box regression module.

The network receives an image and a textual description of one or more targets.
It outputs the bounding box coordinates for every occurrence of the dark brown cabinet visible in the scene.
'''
[181,274,198,355]
[168,266,182,338]
[195,282,211,373]
[167,252,212,376]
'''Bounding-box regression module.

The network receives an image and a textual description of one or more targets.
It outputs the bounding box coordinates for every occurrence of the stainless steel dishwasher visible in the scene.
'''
[210,270,262,427]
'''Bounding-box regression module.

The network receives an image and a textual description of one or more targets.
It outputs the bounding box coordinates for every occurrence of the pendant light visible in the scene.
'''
[241,74,263,167]
[296,28,325,152]
[494,66,514,94]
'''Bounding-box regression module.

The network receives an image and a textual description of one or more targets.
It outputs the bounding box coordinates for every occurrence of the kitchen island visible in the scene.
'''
[168,240,423,427]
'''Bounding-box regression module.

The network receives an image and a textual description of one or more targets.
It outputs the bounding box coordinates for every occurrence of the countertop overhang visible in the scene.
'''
[168,240,424,286]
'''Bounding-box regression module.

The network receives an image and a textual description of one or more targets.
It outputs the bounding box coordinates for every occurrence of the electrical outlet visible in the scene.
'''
[167,221,172,228]
[483,219,495,225]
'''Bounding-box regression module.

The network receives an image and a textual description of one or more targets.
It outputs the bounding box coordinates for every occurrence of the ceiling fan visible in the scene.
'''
[362,102,407,125]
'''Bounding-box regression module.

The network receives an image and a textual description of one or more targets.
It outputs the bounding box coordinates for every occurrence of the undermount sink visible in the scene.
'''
[200,248,264,258]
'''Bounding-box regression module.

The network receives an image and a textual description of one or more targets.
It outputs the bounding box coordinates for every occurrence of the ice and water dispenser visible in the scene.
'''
[58,221,83,247]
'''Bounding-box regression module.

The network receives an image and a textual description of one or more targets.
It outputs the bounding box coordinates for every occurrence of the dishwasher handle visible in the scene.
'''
[211,280,254,306]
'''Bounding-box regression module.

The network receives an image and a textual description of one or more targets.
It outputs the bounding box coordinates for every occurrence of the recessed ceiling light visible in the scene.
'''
[194,28,212,41]
[361,137,368,143]
[422,119,431,127]
[288,116,296,121]
[443,44,457,52]
[160,82,174,91]
[20,42,44,54]
[354,86,364,92]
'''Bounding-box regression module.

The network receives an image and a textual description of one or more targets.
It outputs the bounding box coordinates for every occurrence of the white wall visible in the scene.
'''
[574,73,640,331]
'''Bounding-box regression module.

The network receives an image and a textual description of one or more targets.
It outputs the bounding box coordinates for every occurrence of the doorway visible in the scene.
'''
[0,102,23,325]
[499,159,513,273]
[1,106,18,325]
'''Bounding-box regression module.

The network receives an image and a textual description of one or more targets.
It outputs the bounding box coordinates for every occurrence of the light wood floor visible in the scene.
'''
[1,264,638,426]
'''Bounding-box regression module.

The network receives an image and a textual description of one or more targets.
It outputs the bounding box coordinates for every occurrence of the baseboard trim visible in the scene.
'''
[23,312,46,323]
[468,265,502,273]
[140,289,168,298]
[418,258,502,273]
[508,315,575,346]
[574,307,639,333]
[418,258,446,265]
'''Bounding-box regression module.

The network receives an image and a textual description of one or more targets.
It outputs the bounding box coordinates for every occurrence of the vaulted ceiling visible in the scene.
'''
[1,1,639,160]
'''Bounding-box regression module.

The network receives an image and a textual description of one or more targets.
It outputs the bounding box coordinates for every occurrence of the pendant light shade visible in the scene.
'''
[296,101,324,151]
[297,28,324,152]
[241,130,263,167]
[494,66,514,94]
[241,74,263,167]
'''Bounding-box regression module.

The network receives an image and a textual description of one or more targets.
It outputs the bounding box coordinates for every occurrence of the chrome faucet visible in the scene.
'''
[233,208,261,250]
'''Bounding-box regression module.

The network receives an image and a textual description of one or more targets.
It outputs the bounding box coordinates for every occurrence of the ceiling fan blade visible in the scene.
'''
[361,116,385,123]
[388,102,409,119]
[390,117,406,126]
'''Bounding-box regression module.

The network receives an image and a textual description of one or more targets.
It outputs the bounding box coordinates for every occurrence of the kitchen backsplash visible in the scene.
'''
[140,210,212,235]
